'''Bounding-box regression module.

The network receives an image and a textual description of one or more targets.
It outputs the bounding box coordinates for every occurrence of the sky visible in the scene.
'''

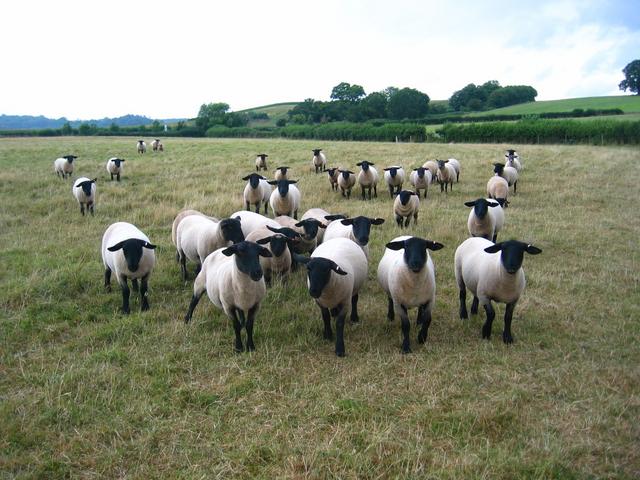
[1,0,638,120]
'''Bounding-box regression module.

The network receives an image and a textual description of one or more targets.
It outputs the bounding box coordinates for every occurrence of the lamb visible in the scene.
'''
[312,148,327,173]
[325,167,340,191]
[383,166,405,197]
[409,167,432,198]
[493,162,519,194]
[436,159,456,193]
[447,158,461,182]
[393,190,419,228]
[72,177,97,216]
[184,241,273,352]
[505,149,522,171]
[268,179,301,219]
[337,170,356,198]
[255,153,268,171]
[102,222,156,314]
[274,166,290,181]
[422,160,438,183]
[106,157,125,181]
[231,210,281,238]
[356,161,379,200]
[322,215,385,258]
[176,214,245,280]
[293,237,368,357]
[246,226,300,283]
[54,155,76,178]
[454,237,542,343]
[171,209,219,254]
[242,173,271,214]
[158,142,164,152]
[377,235,444,353]
[486,176,510,207]
[137,140,146,154]
[274,215,326,254]
[301,208,344,244]
[465,198,504,242]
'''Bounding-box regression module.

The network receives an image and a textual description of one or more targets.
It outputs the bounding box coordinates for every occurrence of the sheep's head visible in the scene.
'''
[340,216,385,246]
[484,240,542,274]
[386,237,444,273]
[220,217,245,245]
[77,178,96,197]
[464,198,500,219]
[294,255,347,299]
[396,190,417,206]
[242,173,266,189]
[222,241,272,281]
[107,238,156,273]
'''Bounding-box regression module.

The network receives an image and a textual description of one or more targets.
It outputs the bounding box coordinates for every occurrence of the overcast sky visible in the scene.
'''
[1,0,638,120]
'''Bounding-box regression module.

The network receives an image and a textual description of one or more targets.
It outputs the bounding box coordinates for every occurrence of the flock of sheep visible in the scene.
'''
[54,143,540,356]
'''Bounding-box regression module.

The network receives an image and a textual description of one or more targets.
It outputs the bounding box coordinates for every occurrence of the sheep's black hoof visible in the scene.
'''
[234,344,244,353]
[417,331,427,344]
[402,346,412,354]
[460,307,468,320]
[141,302,149,311]
[246,343,256,352]
[482,325,492,339]
[121,307,130,315]
[502,331,513,344]
[184,314,191,324]
[335,350,345,357]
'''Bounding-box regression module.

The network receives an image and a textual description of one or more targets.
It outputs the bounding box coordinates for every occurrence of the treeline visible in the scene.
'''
[415,108,624,125]
[449,81,537,111]
[438,118,640,145]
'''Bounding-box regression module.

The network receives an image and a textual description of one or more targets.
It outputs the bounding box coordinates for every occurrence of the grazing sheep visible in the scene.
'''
[301,208,344,244]
[137,140,146,154]
[393,190,419,228]
[312,149,327,173]
[323,215,385,259]
[102,222,156,314]
[486,176,510,207]
[377,235,444,353]
[275,215,326,254]
[422,160,438,183]
[246,226,300,283]
[447,158,461,182]
[383,166,405,197]
[72,177,97,216]
[151,139,160,151]
[268,179,301,219]
[465,198,503,242]
[54,155,76,178]
[274,166,290,181]
[436,160,456,193]
[176,215,245,280]
[294,237,368,357]
[337,170,356,198]
[493,162,519,194]
[242,173,272,214]
[325,167,340,191]
[184,241,273,352]
[455,237,542,343]
[409,167,432,198]
[356,161,379,200]
[255,153,268,172]
[106,157,125,181]
[171,209,220,255]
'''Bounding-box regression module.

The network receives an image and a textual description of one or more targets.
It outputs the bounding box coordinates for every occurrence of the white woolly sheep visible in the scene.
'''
[486,176,510,207]
[294,237,368,357]
[171,209,220,254]
[393,190,419,228]
[436,159,456,193]
[242,173,271,214]
[54,155,76,178]
[72,177,97,216]
[137,140,146,154]
[383,166,405,197]
[493,162,519,194]
[409,167,432,198]
[106,157,125,181]
[312,148,327,174]
[337,170,356,198]
[102,222,156,314]
[301,208,344,244]
[151,139,164,152]
[176,214,245,280]
[275,215,326,254]
[268,179,301,219]
[246,226,300,283]
[231,210,280,238]
[422,160,438,183]
[322,215,385,259]
[184,241,273,352]
[377,235,444,353]
[274,166,290,181]
[255,153,268,171]
[325,167,340,191]
[465,198,504,242]
[505,149,522,171]
[447,158,461,182]
[455,237,542,343]
[356,161,379,200]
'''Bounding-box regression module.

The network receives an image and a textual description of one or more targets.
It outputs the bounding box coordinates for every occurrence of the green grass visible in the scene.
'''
[236,102,300,127]
[1,137,639,478]
[471,95,640,116]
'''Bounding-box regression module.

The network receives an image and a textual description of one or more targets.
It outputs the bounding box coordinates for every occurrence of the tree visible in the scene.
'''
[360,92,388,119]
[619,59,640,95]
[487,85,537,108]
[196,102,230,130]
[387,88,430,119]
[330,82,366,102]
[61,122,72,135]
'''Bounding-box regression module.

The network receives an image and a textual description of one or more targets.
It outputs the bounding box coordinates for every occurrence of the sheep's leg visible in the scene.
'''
[341,188,346,198]
[482,302,495,339]
[514,181,517,194]
[350,294,359,323]
[440,182,444,193]
[195,263,201,276]
[321,307,333,340]
[346,188,351,199]
[492,232,498,243]
[399,305,411,353]
[459,285,468,319]
[360,186,365,200]
[389,186,394,198]
[104,267,112,291]
[230,307,244,353]
[387,297,394,321]
[253,202,259,213]
[503,302,516,344]
[294,209,298,220]
[456,172,459,182]
[140,274,150,311]
[246,201,251,212]
[395,214,403,228]
[89,203,94,216]
[470,296,479,315]
[373,184,377,198]
[417,304,432,344]
[263,202,268,214]
[110,173,114,181]
[117,173,120,182]
[131,278,139,292]
[413,212,418,225]
[80,204,85,216]
[404,216,410,228]
[246,305,259,351]
[179,252,188,281]
[119,276,130,314]
[184,290,204,323]
[334,307,346,357]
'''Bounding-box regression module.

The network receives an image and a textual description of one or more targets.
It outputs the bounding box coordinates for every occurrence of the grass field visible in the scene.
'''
[472,95,640,116]
[1,137,639,478]
[236,102,299,127]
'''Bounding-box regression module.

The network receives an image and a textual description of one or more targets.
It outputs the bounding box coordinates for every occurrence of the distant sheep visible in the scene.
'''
[242,173,271,214]
[72,177,97,216]
[447,158,461,182]
[422,160,438,183]
[54,155,76,178]
[106,157,125,181]
[409,167,432,198]
[301,208,344,244]
[274,166,290,181]
[493,162,518,194]
[356,161,379,200]
[325,167,340,192]
[312,149,327,173]
[268,179,301,219]
[255,153,268,172]
[383,166,405,197]
[337,170,356,198]
[152,139,160,151]
[393,190,419,228]
[231,210,280,238]
[436,160,456,193]
[505,149,522,171]
[486,176,510,207]
[137,140,146,154]
[465,198,504,242]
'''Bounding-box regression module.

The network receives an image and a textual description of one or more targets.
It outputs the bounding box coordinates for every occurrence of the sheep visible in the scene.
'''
[246,226,300,283]
[454,237,542,343]
[274,215,326,254]
[54,155,76,178]
[422,160,438,183]
[447,158,461,182]
[158,142,164,152]
[137,140,146,154]
[301,208,345,244]
[171,209,220,256]
[184,241,273,352]
[325,167,340,191]
[106,157,125,181]
[377,235,444,353]
[242,173,271,214]
[102,222,156,314]
[383,166,405,197]
[505,149,522,171]
[231,210,281,238]
[176,214,245,280]
[151,139,160,151]
[436,159,456,193]
[322,215,385,259]
[356,161,379,200]
[393,190,419,228]
[268,179,301,219]
[293,237,368,357]
[72,177,97,216]
[465,198,504,242]
[409,167,432,198]
[337,170,356,198]
[255,153,268,172]
[312,148,327,173]
[493,162,519,194]
[486,176,510,207]
[274,166,290,181]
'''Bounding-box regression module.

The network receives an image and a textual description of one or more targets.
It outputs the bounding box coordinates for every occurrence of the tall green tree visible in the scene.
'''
[360,92,388,119]
[387,88,430,119]
[196,102,230,130]
[330,82,366,102]
[619,59,640,95]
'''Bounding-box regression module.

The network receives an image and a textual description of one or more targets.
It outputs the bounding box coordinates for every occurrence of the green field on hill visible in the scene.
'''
[472,95,640,116]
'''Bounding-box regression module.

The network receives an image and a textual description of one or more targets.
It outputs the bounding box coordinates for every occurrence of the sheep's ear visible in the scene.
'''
[444,160,449,163]
[144,242,156,250]
[294,221,306,228]
[259,175,266,179]
[484,243,503,254]
[324,214,345,221]
[266,225,281,234]
[293,253,310,265]
[340,218,354,225]
[242,175,251,180]
[526,244,542,255]
[234,216,241,221]
[356,162,362,166]
[256,237,272,245]
[332,265,348,276]
[368,162,374,166]
[222,245,237,256]
[371,218,385,225]
[488,201,500,208]
[120,158,125,162]
[464,200,477,207]
[427,241,444,251]
[287,180,297,184]
[319,223,327,229]
[258,246,272,258]
[91,178,97,183]
[385,241,405,251]
[267,180,277,185]
[107,241,124,252]
[383,167,390,171]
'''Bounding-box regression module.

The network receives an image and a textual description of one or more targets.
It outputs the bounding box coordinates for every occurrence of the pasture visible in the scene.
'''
[1,137,639,478]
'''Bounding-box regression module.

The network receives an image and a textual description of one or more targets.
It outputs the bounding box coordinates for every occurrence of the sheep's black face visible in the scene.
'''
[398,191,414,206]
[437,160,447,169]
[358,161,371,172]
[78,180,94,197]
[305,258,336,298]
[340,171,352,180]
[387,167,398,177]
[276,181,290,197]
[64,155,76,163]
[279,167,289,175]
[415,167,426,178]
[108,239,156,273]
[341,216,385,246]
[269,235,288,257]
[223,241,272,281]
[113,159,123,167]
[312,149,322,156]
[493,163,505,175]
[386,237,444,273]
[220,218,245,244]
[327,168,337,178]
[248,173,261,189]
[484,240,542,274]
[296,219,320,241]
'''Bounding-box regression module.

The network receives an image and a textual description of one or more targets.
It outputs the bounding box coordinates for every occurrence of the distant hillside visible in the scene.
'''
[235,102,299,126]
[470,95,640,116]
[0,114,188,131]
